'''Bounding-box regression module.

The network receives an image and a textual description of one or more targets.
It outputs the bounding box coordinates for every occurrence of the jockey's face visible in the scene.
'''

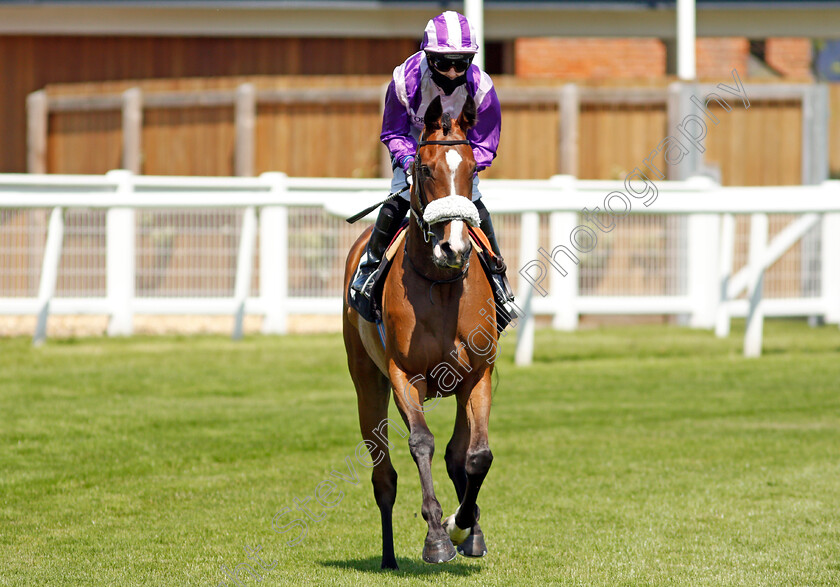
[427,53,473,79]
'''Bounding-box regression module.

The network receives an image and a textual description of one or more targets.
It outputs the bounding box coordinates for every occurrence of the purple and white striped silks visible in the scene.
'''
[421,11,479,55]
[379,51,501,172]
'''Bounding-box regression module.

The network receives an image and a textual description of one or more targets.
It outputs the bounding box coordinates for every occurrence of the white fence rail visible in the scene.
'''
[1,171,838,358]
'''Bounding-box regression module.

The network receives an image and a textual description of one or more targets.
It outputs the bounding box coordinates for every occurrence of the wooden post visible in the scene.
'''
[122,88,143,174]
[559,84,579,176]
[27,90,48,174]
[235,83,256,177]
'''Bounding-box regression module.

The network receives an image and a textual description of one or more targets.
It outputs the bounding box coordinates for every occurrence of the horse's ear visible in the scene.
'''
[458,95,477,131]
[424,96,443,131]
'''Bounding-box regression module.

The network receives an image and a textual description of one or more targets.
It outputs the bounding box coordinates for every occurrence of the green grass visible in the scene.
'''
[1,320,839,586]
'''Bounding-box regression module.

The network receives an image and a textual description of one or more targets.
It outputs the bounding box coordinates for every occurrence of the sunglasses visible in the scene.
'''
[427,53,473,74]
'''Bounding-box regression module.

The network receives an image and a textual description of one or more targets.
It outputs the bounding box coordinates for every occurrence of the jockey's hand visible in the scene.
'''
[402,155,415,186]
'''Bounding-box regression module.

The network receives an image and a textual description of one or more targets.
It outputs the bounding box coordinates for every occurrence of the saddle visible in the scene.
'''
[348,222,515,333]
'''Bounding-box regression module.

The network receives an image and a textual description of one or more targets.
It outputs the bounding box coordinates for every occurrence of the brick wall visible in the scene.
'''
[695,38,749,79]
[514,38,666,79]
[515,37,812,80]
[766,38,813,79]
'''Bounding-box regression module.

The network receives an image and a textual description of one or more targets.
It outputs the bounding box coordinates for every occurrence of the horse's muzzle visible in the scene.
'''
[434,239,471,269]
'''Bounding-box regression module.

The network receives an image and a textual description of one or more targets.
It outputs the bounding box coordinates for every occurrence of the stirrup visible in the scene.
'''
[350,264,375,297]
[492,274,518,318]
[349,259,384,322]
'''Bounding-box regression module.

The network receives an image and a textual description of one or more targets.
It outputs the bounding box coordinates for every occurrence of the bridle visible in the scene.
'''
[407,138,473,293]
[411,138,470,243]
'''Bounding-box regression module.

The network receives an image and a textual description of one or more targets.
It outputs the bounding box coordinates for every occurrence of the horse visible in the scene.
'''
[342,94,497,569]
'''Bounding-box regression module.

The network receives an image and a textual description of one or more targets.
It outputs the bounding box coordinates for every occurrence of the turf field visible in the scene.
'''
[1,320,839,586]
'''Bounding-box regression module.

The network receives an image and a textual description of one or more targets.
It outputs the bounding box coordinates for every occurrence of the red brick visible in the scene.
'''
[766,38,813,79]
[515,38,666,79]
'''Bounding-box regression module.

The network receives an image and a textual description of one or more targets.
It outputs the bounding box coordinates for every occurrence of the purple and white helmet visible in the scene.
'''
[421,11,478,54]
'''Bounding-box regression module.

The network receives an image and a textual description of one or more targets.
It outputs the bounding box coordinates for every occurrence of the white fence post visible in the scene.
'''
[259,173,289,335]
[822,212,840,325]
[744,213,769,357]
[33,207,65,346]
[232,206,258,340]
[515,211,540,366]
[550,211,579,331]
[687,178,720,329]
[715,213,736,337]
[106,170,136,337]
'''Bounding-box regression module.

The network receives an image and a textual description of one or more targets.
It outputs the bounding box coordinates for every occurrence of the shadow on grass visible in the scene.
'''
[320,555,483,577]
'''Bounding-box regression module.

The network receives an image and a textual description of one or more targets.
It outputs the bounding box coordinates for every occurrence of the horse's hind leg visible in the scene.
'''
[444,400,488,557]
[344,331,399,569]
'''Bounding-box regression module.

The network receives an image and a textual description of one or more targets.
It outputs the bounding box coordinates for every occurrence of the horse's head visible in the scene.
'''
[412,95,479,270]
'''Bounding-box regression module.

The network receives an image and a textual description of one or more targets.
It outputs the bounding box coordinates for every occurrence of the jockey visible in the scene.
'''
[350,10,515,317]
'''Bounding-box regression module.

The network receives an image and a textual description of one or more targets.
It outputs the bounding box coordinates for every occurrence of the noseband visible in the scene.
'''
[411,139,471,243]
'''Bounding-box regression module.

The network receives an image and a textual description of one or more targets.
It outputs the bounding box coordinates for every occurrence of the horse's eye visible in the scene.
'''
[420,165,432,178]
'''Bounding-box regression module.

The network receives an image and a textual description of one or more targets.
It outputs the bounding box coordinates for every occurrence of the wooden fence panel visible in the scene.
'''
[705,99,802,186]
[484,101,559,180]
[578,103,668,180]
[143,107,236,176]
[255,102,382,178]
[38,75,816,185]
[47,110,122,175]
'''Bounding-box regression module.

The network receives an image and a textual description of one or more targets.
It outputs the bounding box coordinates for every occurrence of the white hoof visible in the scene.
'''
[443,510,471,546]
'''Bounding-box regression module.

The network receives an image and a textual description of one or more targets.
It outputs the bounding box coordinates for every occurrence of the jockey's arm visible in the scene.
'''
[380,79,417,167]
[468,86,501,172]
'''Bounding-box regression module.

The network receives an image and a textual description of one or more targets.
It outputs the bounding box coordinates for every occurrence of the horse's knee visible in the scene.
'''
[372,467,397,507]
[466,447,493,477]
[408,429,434,462]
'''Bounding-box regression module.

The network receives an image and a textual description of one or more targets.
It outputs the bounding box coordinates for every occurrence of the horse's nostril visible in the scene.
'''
[440,242,453,255]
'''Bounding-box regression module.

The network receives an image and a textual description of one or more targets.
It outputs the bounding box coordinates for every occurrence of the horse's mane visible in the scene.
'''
[441,113,452,136]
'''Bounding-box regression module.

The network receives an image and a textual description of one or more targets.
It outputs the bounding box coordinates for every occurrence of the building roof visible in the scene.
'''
[1,0,839,37]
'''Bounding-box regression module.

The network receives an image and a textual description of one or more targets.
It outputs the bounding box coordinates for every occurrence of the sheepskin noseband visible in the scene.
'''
[422,195,480,227]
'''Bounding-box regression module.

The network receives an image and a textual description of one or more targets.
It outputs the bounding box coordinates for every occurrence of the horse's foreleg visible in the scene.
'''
[390,364,457,564]
[446,374,493,557]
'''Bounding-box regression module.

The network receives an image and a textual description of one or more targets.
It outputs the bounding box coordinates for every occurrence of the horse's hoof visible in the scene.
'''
[381,557,399,570]
[457,531,488,558]
[422,537,457,564]
[443,513,471,545]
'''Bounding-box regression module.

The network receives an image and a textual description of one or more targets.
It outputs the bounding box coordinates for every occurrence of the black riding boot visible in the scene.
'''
[475,200,518,325]
[349,197,410,319]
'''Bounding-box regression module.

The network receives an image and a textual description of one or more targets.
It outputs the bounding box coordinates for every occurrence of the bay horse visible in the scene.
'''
[342,95,497,569]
